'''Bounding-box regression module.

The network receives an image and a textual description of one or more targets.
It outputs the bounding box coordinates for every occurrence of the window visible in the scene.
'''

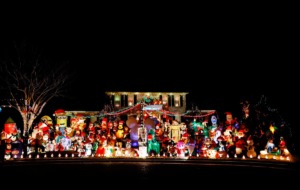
[168,95,174,106]
[180,95,184,107]
[134,94,137,104]
[121,94,128,107]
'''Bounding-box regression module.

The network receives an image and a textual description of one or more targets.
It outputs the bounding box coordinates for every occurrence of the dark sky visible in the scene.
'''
[1,15,298,126]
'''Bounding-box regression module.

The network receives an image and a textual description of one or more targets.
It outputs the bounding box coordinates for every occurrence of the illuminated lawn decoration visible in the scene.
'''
[134,146,145,158]
[1,94,295,163]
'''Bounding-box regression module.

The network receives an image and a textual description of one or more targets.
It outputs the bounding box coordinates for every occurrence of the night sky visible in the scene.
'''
[0,16,298,142]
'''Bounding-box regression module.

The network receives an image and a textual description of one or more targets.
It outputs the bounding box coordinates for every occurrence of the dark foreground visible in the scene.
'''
[1,157,299,187]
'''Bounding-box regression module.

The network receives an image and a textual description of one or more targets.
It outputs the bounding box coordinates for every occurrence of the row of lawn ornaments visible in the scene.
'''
[1,111,291,160]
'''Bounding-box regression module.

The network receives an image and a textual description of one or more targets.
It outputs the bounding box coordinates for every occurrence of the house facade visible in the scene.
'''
[105,91,189,122]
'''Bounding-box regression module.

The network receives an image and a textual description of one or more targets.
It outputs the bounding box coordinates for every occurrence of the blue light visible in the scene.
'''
[131,140,139,148]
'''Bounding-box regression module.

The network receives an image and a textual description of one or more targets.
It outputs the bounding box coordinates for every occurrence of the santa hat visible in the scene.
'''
[70,118,77,122]
[182,133,188,139]
[238,129,245,133]
[247,135,253,141]
[85,138,91,144]
[226,126,232,131]
[38,122,47,128]
[119,120,124,125]
[217,136,224,142]
[95,134,101,140]
[76,113,84,117]
[102,118,107,123]
[54,109,65,115]
[100,136,107,143]
[225,112,232,116]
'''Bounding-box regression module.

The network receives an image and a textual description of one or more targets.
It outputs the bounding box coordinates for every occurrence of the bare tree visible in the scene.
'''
[0,41,71,136]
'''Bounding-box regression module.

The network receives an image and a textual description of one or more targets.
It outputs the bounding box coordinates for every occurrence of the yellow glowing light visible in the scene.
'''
[269,125,275,134]
[114,96,120,101]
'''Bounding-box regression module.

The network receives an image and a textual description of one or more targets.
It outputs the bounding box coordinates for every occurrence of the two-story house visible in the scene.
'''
[105,91,189,122]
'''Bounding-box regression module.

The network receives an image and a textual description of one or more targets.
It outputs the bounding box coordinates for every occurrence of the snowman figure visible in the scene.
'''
[84,140,93,157]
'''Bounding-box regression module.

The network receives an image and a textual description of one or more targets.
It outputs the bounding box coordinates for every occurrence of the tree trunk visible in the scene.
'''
[21,112,36,136]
